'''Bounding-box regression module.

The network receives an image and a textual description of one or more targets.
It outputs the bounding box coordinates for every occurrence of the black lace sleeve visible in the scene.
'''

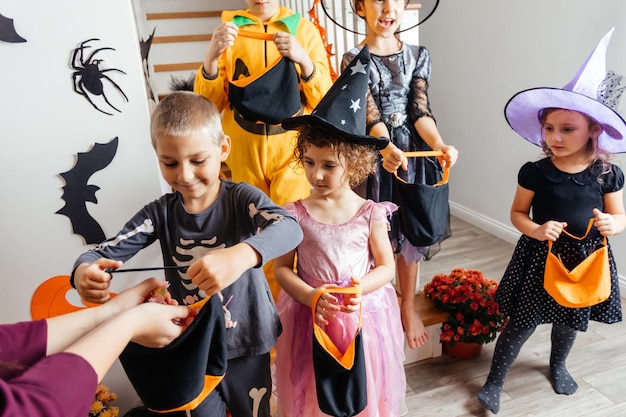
[408,46,434,123]
[366,89,382,133]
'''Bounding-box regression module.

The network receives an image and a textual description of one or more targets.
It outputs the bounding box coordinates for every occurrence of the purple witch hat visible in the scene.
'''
[505,27,626,153]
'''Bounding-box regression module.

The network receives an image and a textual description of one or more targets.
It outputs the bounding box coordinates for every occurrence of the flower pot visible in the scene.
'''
[443,341,483,359]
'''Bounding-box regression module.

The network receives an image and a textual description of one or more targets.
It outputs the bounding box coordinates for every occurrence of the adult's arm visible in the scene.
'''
[0,353,96,417]
[0,279,192,417]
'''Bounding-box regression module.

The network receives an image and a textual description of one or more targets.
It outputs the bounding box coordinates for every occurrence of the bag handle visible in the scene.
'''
[311,285,362,369]
[311,286,362,327]
[548,218,607,250]
[237,29,274,41]
[223,30,278,83]
[393,151,450,186]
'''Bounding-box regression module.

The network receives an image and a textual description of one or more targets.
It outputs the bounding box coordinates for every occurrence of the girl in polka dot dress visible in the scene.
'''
[478,28,626,414]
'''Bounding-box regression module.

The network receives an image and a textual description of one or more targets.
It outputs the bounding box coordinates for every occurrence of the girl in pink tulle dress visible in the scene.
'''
[273,120,406,416]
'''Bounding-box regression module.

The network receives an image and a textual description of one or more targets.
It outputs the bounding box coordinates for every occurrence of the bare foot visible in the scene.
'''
[401,305,428,349]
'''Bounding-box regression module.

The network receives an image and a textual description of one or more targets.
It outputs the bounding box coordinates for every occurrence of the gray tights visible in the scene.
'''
[477,323,577,414]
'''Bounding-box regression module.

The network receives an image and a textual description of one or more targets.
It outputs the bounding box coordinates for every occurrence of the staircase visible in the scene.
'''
[133,0,351,101]
[133,1,420,101]
[133,0,229,100]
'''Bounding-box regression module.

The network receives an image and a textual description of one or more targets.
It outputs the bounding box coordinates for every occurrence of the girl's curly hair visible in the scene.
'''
[293,124,378,188]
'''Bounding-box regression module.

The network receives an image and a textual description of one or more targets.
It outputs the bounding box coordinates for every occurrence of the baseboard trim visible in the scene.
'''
[449,201,626,297]
[449,202,520,245]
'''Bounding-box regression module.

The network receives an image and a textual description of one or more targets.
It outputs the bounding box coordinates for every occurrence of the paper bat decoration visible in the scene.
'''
[56,137,119,244]
[0,12,26,43]
[139,27,156,101]
[140,26,156,63]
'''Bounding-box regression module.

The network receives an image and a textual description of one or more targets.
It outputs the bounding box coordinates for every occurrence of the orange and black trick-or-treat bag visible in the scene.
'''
[225,29,301,125]
[393,151,450,247]
[119,296,227,413]
[544,219,611,308]
[311,286,367,417]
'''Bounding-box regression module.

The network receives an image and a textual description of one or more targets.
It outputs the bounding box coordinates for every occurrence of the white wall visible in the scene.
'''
[0,0,164,411]
[420,0,626,284]
[0,0,169,317]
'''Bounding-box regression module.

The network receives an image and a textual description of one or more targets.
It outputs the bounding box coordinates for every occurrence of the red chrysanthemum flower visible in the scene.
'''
[423,268,508,346]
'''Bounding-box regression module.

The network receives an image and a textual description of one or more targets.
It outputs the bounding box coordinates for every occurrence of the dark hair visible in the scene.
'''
[354,0,365,18]
[294,124,378,188]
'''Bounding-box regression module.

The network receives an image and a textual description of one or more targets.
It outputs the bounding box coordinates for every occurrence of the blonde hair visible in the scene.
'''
[294,124,378,188]
[150,91,224,148]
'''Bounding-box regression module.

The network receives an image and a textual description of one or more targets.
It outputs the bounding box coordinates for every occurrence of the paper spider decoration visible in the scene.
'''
[71,38,128,115]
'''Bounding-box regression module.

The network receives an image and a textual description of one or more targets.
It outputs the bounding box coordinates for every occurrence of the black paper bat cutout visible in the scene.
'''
[0,13,26,43]
[139,27,156,101]
[140,26,156,62]
[56,137,119,244]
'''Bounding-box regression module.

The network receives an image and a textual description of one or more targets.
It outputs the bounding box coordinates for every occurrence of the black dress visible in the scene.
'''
[342,44,445,261]
[496,158,624,331]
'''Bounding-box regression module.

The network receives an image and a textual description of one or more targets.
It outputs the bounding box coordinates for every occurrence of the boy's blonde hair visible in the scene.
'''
[150,91,224,148]
[294,124,378,188]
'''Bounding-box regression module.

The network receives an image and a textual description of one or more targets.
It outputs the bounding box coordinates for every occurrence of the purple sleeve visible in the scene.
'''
[0,321,98,417]
[0,321,47,370]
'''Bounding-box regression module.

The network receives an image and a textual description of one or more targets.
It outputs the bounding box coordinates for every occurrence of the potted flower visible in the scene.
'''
[423,268,508,359]
[89,383,119,417]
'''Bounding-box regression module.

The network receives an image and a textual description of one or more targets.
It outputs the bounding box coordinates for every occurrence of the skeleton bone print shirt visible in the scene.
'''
[72,180,302,359]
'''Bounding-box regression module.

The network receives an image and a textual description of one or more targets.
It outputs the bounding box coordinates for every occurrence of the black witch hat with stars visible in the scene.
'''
[282,45,389,150]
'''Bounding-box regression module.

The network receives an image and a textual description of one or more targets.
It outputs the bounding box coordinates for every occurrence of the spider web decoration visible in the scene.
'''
[320,0,439,36]
[70,38,129,115]
[0,12,26,43]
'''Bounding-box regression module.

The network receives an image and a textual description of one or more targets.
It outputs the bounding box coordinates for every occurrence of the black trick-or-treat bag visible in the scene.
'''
[225,30,301,125]
[311,286,367,417]
[394,150,451,247]
[119,295,227,413]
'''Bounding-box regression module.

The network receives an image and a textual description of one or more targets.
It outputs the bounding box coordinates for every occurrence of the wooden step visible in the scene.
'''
[153,34,212,44]
[153,62,201,72]
[146,10,222,20]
